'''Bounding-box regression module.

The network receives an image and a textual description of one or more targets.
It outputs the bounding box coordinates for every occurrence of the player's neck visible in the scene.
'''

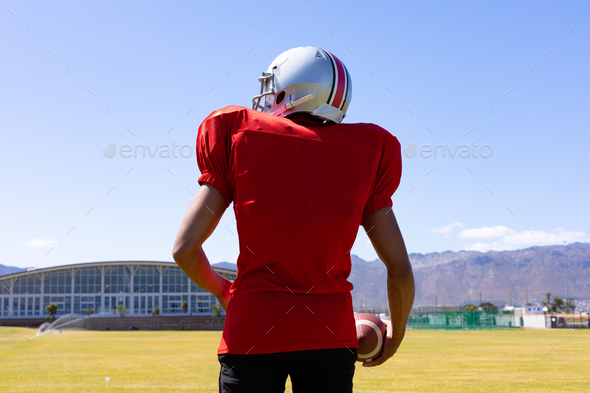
[285,113,328,124]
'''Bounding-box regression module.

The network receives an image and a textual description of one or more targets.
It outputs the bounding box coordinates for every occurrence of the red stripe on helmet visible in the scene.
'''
[327,51,346,110]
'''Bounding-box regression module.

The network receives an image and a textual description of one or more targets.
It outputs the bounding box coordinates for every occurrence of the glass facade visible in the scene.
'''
[74,267,102,294]
[162,267,188,293]
[133,266,159,293]
[44,270,72,294]
[104,266,131,294]
[0,263,235,318]
[13,275,41,294]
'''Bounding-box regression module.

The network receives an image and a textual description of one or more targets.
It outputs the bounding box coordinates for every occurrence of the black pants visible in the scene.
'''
[218,347,358,393]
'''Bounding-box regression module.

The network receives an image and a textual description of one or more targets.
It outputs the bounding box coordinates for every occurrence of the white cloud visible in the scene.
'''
[25,239,58,248]
[431,222,464,234]
[458,225,515,239]
[463,227,588,252]
[464,242,493,252]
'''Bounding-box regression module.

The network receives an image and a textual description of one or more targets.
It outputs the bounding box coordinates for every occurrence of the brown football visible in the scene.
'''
[354,313,387,362]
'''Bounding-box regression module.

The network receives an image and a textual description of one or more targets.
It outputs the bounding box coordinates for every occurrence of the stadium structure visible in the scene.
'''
[0,261,237,320]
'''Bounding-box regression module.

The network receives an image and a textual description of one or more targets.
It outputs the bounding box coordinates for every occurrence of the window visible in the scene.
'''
[13,275,41,294]
[74,267,102,294]
[191,294,215,314]
[74,296,96,315]
[95,296,101,314]
[162,294,187,313]
[162,267,188,293]
[104,266,131,294]
[190,281,206,292]
[0,280,11,295]
[27,297,34,316]
[133,266,160,293]
[44,271,72,294]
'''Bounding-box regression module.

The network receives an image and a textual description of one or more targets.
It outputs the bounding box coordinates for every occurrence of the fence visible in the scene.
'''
[407,310,521,330]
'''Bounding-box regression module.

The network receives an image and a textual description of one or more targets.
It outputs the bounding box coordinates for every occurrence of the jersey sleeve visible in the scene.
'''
[196,108,238,208]
[361,134,402,224]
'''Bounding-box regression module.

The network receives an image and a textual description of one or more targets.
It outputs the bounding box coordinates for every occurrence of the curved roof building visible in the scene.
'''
[0,261,236,319]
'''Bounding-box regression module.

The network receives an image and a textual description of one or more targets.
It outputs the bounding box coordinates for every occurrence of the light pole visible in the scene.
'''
[456,265,470,305]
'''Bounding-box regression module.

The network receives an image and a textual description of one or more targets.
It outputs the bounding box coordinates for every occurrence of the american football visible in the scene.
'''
[355,313,387,362]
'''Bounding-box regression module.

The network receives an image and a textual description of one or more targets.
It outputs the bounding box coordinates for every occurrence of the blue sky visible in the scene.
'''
[2,1,589,269]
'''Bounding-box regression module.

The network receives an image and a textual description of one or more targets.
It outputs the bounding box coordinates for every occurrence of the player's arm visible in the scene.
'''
[172,183,232,310]
[361,207,415,367]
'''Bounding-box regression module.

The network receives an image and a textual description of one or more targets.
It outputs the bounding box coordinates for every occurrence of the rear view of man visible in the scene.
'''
[173,46,415,393]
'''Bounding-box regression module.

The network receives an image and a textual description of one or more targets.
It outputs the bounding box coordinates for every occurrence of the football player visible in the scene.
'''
[173,46,415,393]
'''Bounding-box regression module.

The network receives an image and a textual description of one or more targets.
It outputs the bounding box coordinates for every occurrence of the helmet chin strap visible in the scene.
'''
[272,94,314,117]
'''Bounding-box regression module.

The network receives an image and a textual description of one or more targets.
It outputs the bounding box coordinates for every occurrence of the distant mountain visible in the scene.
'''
[211,243,590,308]
[349,243,590,308]
[0,264,25,277]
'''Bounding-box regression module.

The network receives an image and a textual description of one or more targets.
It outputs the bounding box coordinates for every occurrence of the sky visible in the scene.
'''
[1,1,589,269]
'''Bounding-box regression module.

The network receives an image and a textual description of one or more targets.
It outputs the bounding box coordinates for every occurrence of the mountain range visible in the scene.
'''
[0,264,23,277]
[213,243,590,308]
[2,243,589,308]
[349,242,590,308]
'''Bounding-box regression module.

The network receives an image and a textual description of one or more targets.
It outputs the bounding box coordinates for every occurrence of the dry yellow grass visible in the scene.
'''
[0,326,588,392]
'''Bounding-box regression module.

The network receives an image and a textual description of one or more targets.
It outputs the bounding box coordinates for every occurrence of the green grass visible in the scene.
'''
[0,327,588,392]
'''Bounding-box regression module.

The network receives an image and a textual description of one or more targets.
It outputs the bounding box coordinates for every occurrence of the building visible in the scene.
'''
[0,261,237,319]
[525,305,544,315]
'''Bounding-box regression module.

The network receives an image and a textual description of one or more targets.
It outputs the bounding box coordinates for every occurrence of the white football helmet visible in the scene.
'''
[252,46,352,124]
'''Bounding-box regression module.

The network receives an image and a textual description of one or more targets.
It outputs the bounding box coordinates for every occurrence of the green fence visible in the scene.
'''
[407,310,522,330]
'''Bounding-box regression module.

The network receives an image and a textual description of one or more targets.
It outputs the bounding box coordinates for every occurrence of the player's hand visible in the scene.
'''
[362,319,403,367]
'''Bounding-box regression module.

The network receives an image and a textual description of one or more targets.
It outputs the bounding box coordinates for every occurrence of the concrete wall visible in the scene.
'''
[522,315,548,329]
[0,315,226,331]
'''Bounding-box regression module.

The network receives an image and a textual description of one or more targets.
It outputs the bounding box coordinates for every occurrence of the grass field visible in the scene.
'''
[0,327,588,392]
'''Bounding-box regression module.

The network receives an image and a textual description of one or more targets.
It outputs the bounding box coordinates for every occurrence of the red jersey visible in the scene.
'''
[196,105,402,355]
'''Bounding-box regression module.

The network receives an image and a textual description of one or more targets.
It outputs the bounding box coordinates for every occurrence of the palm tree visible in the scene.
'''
[211,304,221,317]
[86,307,94,316]
[45,303,58,320]
[117,304,127,317]
[151,306,160,330]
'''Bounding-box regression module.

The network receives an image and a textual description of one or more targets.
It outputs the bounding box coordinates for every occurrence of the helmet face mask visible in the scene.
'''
[252,47,352,124]
[252,72,275,112]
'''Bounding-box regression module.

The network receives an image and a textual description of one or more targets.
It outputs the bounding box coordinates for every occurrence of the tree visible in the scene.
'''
[45,303,58,319]
[479,302,497,311]
[151,305,160,316]
[542,292,554,313]
[181,300,188,313]
[117,304,127,317]
[151,306,160,331]
[86,307,94,316]
[211,303,221,317]
[552,296,565,313]
[463,304,477,311]
[564,298,575,314]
